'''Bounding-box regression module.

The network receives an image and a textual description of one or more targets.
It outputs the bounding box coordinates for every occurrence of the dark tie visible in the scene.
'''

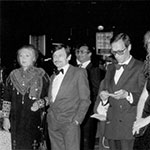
[55,69,64,75]
[115,64,127,70]
[78,64,83,68]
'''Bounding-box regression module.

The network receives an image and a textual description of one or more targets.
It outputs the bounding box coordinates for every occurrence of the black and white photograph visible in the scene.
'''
[1,1,150,150]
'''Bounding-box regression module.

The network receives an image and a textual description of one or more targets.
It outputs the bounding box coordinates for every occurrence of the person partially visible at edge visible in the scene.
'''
[2,44,50,150]
[94,33,145,150]
[32,43,91,150]
[133,31,150,150]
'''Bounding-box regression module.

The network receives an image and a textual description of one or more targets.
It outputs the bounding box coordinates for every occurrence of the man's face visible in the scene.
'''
[77,46,91,63]
[111,39,130,64]
[53,48,70,69]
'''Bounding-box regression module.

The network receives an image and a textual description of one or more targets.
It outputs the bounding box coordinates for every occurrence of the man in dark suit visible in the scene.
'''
[46,44,91,150]
[94,33,145,150]
[76,44,105,150]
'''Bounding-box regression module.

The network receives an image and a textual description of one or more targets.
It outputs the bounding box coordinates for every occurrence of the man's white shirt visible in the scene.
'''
[114,56,132,84]
[81,60,91,68]
[51,64,69,102]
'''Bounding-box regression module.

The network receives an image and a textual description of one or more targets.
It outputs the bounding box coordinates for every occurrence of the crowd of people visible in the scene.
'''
[0,31,150,150]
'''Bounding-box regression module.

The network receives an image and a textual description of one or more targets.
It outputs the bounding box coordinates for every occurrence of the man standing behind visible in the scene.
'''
[77,44,105,150]
[94,33,145,150]
[47,44,91,150]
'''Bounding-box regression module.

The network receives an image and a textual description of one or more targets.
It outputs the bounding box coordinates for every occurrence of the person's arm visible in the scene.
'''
[131,65,146,106]
[38,72,51,107]
[133,116,150,135]
[31,73,50,111]
[132,81,149,135]
[93,66,110,113]
[144,116,150,125]
[136,81,148,119]
[31,97,49,112]
[2,76,11,131]
[73,69,91,124]
[90,67,102,100]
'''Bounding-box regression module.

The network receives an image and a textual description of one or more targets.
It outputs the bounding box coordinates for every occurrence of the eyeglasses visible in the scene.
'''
[111,48,126,56]
[76,50,89,54]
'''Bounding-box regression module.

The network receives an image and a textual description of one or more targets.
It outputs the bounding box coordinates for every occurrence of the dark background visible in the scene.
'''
[1,0,150,75]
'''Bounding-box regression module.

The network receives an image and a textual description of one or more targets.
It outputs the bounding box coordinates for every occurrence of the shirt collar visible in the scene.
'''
[81,60,91,68]
[76,59,81,65]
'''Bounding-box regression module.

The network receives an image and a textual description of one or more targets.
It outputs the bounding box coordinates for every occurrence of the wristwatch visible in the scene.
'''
[74,120,79,125]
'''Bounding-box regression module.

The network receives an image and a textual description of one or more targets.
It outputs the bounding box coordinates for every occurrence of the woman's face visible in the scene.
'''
[18,48,35,69]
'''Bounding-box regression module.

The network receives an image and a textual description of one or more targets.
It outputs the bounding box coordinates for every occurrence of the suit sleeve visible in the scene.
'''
[131,65,146,106]
[73,69,91,124]
[40,73,50,99]
[89,67,104,102]
[36,73,50,108]
[93,79,106,113]
[93,65,110,113]
[2,76,12,118]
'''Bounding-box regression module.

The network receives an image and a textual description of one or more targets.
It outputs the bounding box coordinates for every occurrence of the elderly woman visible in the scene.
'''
[2,45,50,150]
[133,31,150,150]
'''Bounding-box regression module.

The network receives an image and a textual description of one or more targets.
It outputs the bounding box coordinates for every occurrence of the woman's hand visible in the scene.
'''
[31,101,39,112]
[133,118,149,135]
[3,118,10,131]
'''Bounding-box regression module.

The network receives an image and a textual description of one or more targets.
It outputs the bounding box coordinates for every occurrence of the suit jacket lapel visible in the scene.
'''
[48,74,55,103]
[116,57,135,88]
[86,62,92,70]
[54,66,73,102]
[106,65,116,93]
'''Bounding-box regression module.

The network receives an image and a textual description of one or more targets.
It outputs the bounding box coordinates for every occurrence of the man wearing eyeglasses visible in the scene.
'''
[76,44,105,150]
[94,33,145,150]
